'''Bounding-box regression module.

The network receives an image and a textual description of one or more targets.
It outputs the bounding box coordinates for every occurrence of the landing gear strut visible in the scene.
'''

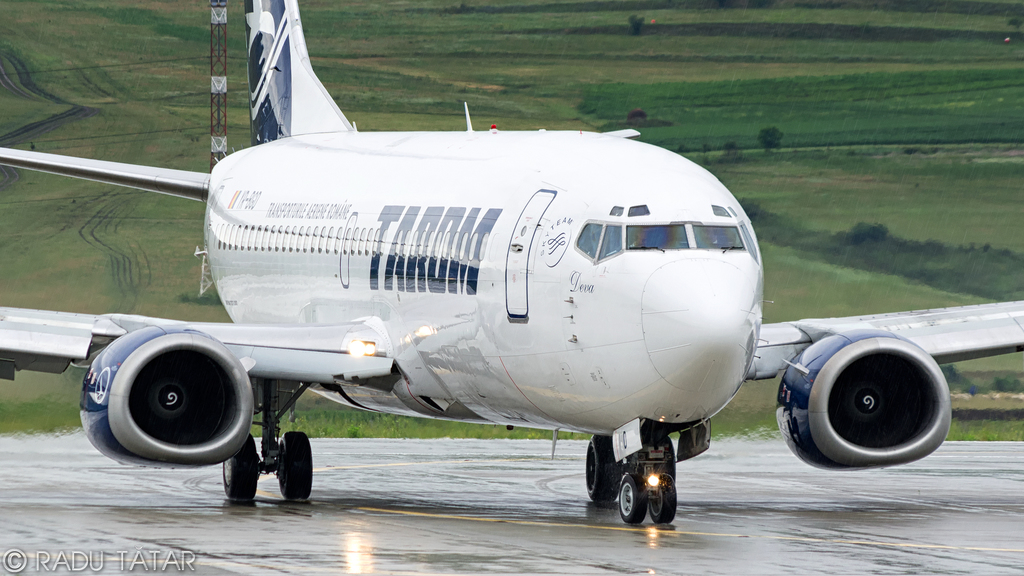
[588,419,709,525]
[223,379,312,501]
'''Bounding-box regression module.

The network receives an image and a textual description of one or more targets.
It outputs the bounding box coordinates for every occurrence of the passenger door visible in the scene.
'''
[505,190,557,322]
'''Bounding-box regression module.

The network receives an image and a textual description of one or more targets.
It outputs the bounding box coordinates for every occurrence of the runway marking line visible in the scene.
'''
[357,507,1024,554]
[253,457,1024,554]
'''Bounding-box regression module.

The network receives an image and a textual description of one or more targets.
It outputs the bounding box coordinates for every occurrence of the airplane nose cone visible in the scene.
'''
[642,259,757,399]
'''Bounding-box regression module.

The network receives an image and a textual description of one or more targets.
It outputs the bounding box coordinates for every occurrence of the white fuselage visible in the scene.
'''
[204,130,764,434]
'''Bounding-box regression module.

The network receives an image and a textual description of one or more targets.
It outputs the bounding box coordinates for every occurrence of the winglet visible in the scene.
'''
[464,102,474,133]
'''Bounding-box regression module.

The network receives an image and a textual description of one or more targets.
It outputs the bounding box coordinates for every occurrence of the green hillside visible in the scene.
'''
[1,0,1023,438]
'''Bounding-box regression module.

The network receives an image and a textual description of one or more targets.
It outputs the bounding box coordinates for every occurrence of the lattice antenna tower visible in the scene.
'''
[210,0,228,171]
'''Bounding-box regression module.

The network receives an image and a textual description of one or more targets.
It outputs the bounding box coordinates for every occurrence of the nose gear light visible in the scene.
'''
[347,340,377,357]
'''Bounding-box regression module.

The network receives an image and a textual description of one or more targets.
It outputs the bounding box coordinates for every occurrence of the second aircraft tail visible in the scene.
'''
[244,0,352,146]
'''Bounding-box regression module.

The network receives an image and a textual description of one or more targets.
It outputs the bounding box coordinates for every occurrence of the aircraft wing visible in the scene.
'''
[0,148,209,201]
[750,300,1024,380]
[0,307,394,383]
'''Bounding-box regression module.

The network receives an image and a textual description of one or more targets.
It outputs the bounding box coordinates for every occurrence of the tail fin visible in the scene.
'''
[244,0,352,146]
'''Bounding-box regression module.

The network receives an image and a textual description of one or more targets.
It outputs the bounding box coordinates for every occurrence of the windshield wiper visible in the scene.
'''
[631,246,665,252]
[721,246,745,253]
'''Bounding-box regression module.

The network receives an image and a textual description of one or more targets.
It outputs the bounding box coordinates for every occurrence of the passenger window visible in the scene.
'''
[599,225,623,260]
[428,231,439,257]
[576,223,603,259]
[712,205,731,217]
[693,225,745,250]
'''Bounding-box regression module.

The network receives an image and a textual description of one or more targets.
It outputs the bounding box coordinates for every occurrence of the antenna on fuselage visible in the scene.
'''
[464,102,474,132]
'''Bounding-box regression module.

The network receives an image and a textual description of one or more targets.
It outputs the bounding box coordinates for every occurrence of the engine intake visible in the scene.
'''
[81,326,253,466]
[777,330,950,469]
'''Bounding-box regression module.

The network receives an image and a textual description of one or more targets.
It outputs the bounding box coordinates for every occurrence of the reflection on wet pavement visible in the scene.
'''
[2,434,1024,574]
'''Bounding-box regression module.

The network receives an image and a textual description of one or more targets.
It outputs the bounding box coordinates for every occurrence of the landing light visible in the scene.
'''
[415,325,436,338]
[348,340,377,357]
[647,474,660,488]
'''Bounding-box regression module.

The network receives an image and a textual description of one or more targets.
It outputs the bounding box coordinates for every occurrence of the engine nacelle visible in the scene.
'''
[80,326,253,467]
[777,330,950,470]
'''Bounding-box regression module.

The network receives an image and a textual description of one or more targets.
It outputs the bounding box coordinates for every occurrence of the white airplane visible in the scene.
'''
[2,0,1023,525]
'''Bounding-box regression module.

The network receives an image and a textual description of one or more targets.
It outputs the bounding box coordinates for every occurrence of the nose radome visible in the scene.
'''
[642,259,757,398]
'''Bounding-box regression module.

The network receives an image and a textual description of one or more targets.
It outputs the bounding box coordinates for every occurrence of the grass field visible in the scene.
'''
[1,0,1023,438]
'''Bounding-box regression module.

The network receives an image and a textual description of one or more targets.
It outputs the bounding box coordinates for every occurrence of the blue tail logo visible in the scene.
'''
[245,0,292,145]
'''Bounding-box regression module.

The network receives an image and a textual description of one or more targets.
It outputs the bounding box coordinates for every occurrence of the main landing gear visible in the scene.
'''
[586,420,710,525]
[223,379,312,502]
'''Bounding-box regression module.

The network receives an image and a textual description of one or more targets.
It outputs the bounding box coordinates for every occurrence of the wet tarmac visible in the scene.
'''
[2,434,1024,574]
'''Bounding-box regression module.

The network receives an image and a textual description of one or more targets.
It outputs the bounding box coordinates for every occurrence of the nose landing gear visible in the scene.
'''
[588,434,678,523]
[223,379,312,502]
[589,420,709,525]
[616,440,677,524]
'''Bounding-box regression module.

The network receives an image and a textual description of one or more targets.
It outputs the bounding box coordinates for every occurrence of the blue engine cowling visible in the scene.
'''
[777,330,950,470]
[81,325,253,467]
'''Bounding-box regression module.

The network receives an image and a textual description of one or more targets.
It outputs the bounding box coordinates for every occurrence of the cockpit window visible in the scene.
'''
[693,225,745,250]
[739,223,758,263]
[628,205,650,217]
[609,206,624,217]
[599,225,623,260]
[627,225,689,250]
[712,205,731,217]
[577,223,603,259]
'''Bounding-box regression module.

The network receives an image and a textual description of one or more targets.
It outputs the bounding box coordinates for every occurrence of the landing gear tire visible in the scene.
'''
[647,474,677,525]
[278,431,313,500]
[586,435,621,503]
[223,434,259,501]
[618,474,649,524]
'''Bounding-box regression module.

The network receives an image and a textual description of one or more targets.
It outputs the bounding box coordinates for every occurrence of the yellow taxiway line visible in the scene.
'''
[253,458,1024,555]
[356,507,1024,554]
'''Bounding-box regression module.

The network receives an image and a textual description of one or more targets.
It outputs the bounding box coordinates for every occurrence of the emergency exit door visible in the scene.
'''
[506,190,557,322]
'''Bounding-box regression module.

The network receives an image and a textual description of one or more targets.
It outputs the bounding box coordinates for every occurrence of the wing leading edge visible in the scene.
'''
[0,147,209,201]
[0,307,393,384]
[752,300,1024,380]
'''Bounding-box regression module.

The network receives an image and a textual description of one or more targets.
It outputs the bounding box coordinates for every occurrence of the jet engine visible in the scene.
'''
[80,326,253,467]
[777,330,950,469]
